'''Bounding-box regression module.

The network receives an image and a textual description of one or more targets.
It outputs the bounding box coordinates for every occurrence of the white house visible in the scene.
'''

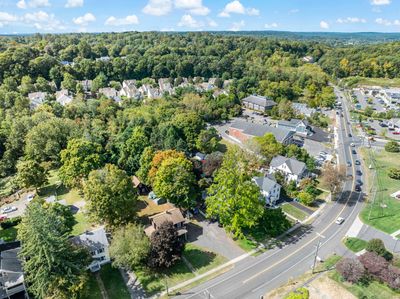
[252,175,281,205]
[71,227,110,272]
[56,94,73,106]
[28,92,47,109]
[269,155,308,184]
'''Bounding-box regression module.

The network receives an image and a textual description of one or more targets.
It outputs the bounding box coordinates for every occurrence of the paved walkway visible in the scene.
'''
[119,269,147,299]
[290,201,313,215]
[345,216,364,238]
[356,223,400,253]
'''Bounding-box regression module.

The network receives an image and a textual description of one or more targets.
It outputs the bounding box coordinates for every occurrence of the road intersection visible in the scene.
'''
[174,88,366,299]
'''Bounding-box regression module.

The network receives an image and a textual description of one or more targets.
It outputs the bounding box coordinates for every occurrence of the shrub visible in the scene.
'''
[388,168,400,180]
[358,251,389,279]
[385,141,400,153]
[366,238,393,261]
[0,216,22,229]
[336,257,365,283]
[285,287,309,299]
[297,191,314,206]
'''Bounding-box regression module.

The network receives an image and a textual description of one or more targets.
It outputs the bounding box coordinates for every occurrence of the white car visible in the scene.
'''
[335,217,345,225]
[2,206,17,214]
[26,194,35,202]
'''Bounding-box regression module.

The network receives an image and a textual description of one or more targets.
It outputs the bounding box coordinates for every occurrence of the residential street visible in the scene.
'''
[173,87,367,299]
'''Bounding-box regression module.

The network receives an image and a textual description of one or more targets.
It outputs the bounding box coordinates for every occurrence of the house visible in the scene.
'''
[212,89,229,98]
[119,85,140,99]
[122,80,137,89]
[228,119,294,145]
[98,87,122,104]
[302,56,315,63]
[56,93,73,106]
[96,56,111,62]
[241,95,277,113]
[223,79,232,89]
[28,92,47,109]
[0,241,27,299]
[277,119,313,136]
[158,78,173,95]
[195,82,214,92]
[145,207,187,239]
[78,80,92,93]
[132,176,149,195]
[292,103,316,118]
[71,227,110,272]
[252,175,281,205]
[269,155,308,183]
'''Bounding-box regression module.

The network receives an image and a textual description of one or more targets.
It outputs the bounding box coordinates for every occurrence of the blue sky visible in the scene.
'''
[0,0,400,34]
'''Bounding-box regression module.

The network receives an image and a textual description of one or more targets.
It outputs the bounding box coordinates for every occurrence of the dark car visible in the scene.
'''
[356,179,363,185]
[355,185,361,192]
[352,149,357,154]
[356,170,362,176]
[355,160,361,165]
[348,133,352,137]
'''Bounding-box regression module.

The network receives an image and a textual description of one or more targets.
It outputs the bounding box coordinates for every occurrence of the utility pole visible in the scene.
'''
[312,233,325,274]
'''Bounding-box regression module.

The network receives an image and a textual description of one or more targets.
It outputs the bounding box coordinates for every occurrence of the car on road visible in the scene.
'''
[350,143,355,147]
[355,160,361,165]
[2,206,17,214]
[352,149,356,154]
[348,133,352,137]
[356,179,363,185]
[335,217,345,225]
[355,185,362,192]
[356,170,362,176]
[347,161,352,167]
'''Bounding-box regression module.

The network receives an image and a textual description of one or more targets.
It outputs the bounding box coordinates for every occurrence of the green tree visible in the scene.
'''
[385,140,400,153]
[388,168,400,180]
[18,202,89,299]
[136,146,155,186]
[59,138,104,188]
[84,164,137,227]
[118,127,149,174]
[109,223,150,270]
[61,72,76,92]
[195,128,220,154]
[297,191,314,206]
[254,133,284,163]
[91,72,107,92]
[16,159,48,190]
[366,238,393,261]
[153,156,197,208]
[206,148,264,237]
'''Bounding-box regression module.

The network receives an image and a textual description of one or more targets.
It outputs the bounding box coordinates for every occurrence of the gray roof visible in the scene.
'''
[253,176,280,192]
[278,119,309,128]
[0,244,23,292]
[71,227,109,252]
[270,155,306,175]
[242,95,276,108]
[230,120,294,143]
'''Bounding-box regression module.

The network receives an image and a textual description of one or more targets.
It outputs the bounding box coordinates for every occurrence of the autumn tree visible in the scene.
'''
[336,258,365,283]
[59,138,104,188]
[84,164,137,227]
[148,150,185,183]
[149,221,184,268]
[109,223,150,270]
[321,163,346,197]
[206,147,264,238]
[153,156,197,208]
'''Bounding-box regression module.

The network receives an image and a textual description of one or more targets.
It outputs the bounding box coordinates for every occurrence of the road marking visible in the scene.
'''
[242,97,359,285]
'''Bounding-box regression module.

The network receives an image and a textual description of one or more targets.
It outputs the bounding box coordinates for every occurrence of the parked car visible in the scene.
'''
[352,149,357,154]
[335,217,345,225]
[348,133,352,137]
[355,160,361,165]
[350,143,355,147]
[347,161,352,167]
[356,170,362,176]
[356,179,363,185]
[393,131,400,135]
[0,214,7,222]
[355,185,361,192]
[26,194,35,202]
[2,206,17,214]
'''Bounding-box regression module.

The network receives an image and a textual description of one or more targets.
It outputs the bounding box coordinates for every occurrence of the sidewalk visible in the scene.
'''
[345,215,364,238]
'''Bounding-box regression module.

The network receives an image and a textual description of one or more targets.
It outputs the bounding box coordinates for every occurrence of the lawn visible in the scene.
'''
[344,237,368,253]
[183,244,227,275]
[359,148,400,234]
[281,203,308,221]
[330,270,400,299]
[80,273,103,299]
[0,226,18,242]
[71,212,93,236]
[99,264,130,299]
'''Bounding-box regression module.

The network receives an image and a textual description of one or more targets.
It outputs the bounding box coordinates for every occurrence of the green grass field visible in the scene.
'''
[281,203,308,221]
[99,264,130,299]
[344,237,368,253]
[80,273,103,299]
[359,149,400,234]
[343,76,400,88]
[183,244,227,275]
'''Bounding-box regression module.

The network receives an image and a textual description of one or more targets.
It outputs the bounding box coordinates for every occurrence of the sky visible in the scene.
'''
[0,0,400,34]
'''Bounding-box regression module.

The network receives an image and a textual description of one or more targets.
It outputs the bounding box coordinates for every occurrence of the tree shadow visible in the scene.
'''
[186,222,203,242]
[183,246,217,272]
[38,182,70,198]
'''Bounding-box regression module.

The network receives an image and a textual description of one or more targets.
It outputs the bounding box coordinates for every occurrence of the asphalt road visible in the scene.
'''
[174,88,366,299]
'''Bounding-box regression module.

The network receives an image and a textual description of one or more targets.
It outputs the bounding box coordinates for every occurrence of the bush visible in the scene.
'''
[388,168,400,180]
[382,265,400,290]
[285,287,309,299]
[366,238,393,261]
[297,191,314,206]
[0,216,22,229]
[336,257,365,283]
[358,251,389,279]
[385,141,400,153]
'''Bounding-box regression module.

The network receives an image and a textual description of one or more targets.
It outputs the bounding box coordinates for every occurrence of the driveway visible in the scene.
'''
[0,192,31,218]
[187,214,245,260]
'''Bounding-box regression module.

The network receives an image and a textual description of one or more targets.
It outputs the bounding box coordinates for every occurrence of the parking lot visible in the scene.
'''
[353,89,386,112]
[362,119,400,141]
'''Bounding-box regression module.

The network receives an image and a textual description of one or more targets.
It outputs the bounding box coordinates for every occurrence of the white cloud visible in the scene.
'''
[0,12,18,23]
[23,0,51,8]
[230,20,245,31]
[174,0,210,15]
[289,9,299,14]
[337,17,367,24]
[265,22,278,29]
[22,11,65,31]
[375,18,400,26]
[371,0,391,5]
[73,12,96,26]
[208,18,217,27]
[219,1,259,17]
[105,15,139,26]
[178,14,202,28]
[320,20,329,29]
[65,0,83,8]
[143,0,172,16]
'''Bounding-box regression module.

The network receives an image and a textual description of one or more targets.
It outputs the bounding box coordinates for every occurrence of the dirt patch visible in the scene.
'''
[308,274,356,299]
